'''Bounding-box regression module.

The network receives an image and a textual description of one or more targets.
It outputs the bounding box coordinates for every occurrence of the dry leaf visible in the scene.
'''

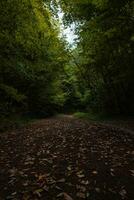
[57,178,66,183]
[130,170,134,176]
[92,170,98,175]
[64,192,73,200]
[95,188,100,193]
[76,192,86,198]
[33,189,43,197]
[119,189,127,199]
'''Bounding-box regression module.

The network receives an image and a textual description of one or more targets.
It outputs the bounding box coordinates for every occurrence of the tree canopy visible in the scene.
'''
[59,0,134,114]
[0,0,134,129]
[0,0,68,119]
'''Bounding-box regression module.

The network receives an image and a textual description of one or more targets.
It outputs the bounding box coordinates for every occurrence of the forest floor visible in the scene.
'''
[0,115,134,200]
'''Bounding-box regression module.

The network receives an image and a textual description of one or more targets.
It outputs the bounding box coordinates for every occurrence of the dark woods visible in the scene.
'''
[0,0,67,122]
[0,0,134,129]
[60,0,134,115]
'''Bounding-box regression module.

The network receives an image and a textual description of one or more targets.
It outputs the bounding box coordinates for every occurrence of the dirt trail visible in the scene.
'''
[0,116,134,200]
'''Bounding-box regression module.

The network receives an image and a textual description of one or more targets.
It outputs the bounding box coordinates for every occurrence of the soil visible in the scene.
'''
[0,116,134,200]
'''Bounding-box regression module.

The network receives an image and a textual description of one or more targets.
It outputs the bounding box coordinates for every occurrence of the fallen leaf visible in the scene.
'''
[130,170,134,176]
[76,185,86,192]
[58,178,66,183]
[57,192,63,197]
[67,166,72,171]
[33,189,43,197]
[81,180,89,185]
[76,192,86,198]
[119,189,127,199]
[77,174,85,178]
[64,192,73,200]
[92,170,98,175]
[95,188,100,193]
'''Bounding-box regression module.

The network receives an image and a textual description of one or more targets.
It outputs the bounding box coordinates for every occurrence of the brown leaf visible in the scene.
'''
[92,170,98,175]
[57,192,63,198]
[33,189,43,197]
[130,170,134,176]
[76,192,86,199]
[81,180,89,185]
[64,192,73,200]
[77,174,85,178]
[95,188,101,193]
[76,185,86,192]
[57,178,66,183]
[77,171,85,178]
[38,174,46,181]
[119,189,127,199]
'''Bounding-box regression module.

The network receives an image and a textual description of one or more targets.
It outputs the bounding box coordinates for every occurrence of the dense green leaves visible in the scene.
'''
[0,0,134,128]
[0,0,68,119]
[59,0,134,115]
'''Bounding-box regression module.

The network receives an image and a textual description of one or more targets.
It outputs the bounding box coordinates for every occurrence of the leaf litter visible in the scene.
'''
[0,116,134,199]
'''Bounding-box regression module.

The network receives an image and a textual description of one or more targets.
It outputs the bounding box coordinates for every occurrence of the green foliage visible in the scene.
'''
[59,0,134,115]
[73,112,105,121]
[0,0,68,121]
[0,84,26,102]
[0,0,134,130]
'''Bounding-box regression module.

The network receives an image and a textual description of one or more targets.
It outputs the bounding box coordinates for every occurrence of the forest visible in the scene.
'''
[0,1,134,199]
[0,0,134,129]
